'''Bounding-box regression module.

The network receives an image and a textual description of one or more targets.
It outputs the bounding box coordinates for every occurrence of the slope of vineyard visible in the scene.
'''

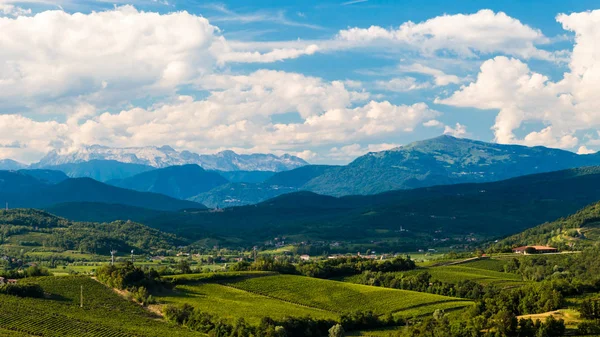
[0,276,201,337]
[157,283,338,324]
[222,274,472,318]
[399,265,524,286]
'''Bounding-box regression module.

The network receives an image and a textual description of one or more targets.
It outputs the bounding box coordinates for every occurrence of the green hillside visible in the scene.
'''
[157,272,471,324]
[0,276,199,337]
[135,166,600,248]
[0,171,205,211]
[223,274,472,319]
[491,200,600,252]
[0,209,186,255]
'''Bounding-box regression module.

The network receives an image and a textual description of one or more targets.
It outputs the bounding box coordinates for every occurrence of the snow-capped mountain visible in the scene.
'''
[34,145,308,172]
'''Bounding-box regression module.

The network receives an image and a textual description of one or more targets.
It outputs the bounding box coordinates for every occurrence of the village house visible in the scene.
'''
[512,246,558,254]
[300,254,310,261]
[0,277,17,285]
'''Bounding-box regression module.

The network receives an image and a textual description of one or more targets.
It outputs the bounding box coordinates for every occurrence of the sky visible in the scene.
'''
[1,0,600,164]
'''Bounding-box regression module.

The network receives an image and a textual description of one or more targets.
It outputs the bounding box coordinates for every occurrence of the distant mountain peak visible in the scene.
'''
[0,159,26,170]
[35,145,308,172]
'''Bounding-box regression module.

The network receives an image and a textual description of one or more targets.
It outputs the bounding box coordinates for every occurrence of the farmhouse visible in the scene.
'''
[0,277,17,285]
[513,246,558,254]
[300,254,310,261]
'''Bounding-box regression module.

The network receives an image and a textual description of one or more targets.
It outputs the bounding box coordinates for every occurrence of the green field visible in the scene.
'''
[220,274,472,319]
[403,265,523,286]
[456,258,508,272]
[157,283,338,324]
[0,276,200,337]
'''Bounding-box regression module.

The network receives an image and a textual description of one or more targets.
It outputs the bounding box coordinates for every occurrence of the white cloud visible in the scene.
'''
[437,9,600,150]
[578,146,597,155]
[423,120,443,127]
[0,6,221,108]
[443,123,468,137]
[376,77,430,92]
[0,4,31,17]
[216,44,320,64]
[398,63,462,86]
[1,70,437,163]
[336,9,562,61]
[0,6,330,111]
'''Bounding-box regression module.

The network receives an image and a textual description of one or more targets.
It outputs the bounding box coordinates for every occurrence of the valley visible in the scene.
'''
[3,137,600,336]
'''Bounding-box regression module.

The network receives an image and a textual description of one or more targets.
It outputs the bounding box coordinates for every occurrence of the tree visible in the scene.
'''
[329,324,344,337]
[177,259,192,274]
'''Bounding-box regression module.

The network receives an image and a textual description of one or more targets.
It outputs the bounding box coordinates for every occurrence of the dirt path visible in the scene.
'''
[90,277,165,318]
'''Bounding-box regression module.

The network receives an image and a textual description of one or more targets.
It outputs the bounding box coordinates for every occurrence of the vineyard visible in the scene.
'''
[157,282,338,324]
[400,265,524,286]
[221,274,472,319]
[0,276,201,337]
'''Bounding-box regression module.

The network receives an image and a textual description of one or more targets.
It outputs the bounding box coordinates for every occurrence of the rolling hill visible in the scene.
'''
[47,166,600,249]
[0,171,205,212]
[109,164,228,199]
[0,209,187,254]
[491,199,600,252]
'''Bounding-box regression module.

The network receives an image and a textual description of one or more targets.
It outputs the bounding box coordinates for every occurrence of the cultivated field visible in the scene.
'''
[412,265,523,286]
[220,274,472,319]
[0,276,199,337]
[156,282,338,324]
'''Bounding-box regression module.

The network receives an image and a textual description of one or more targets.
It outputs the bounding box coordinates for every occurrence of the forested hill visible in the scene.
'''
[490,201,600,252]
[0,209,186,254]
[101,166,600,247]
[0,170,205,211]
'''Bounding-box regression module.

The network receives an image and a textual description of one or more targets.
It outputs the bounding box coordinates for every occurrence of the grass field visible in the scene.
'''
[0,276,200,337]
[221,274,472,319]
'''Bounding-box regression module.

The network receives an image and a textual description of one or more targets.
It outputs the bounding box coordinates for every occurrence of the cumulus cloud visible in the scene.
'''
[0,6,221,108]
[336,9,563,61]
[376,77,430,92]
[443,123,468,137]
[578,146,597,155]
[2,70,437,163]
[398,63,463,86]
[0,6,327,111]
[437,9,600,150]
[423,120,443,127]
[0,4,31,17]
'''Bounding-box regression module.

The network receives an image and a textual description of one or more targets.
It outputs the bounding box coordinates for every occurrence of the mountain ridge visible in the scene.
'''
[34,145,308,172]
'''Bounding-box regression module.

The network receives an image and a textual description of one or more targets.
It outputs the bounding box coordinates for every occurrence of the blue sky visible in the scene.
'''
[0,0,599,164]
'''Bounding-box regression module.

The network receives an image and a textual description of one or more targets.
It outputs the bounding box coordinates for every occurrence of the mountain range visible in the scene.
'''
[182,135,600,206]
[34,145,308,171]
[7,136,600,208]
